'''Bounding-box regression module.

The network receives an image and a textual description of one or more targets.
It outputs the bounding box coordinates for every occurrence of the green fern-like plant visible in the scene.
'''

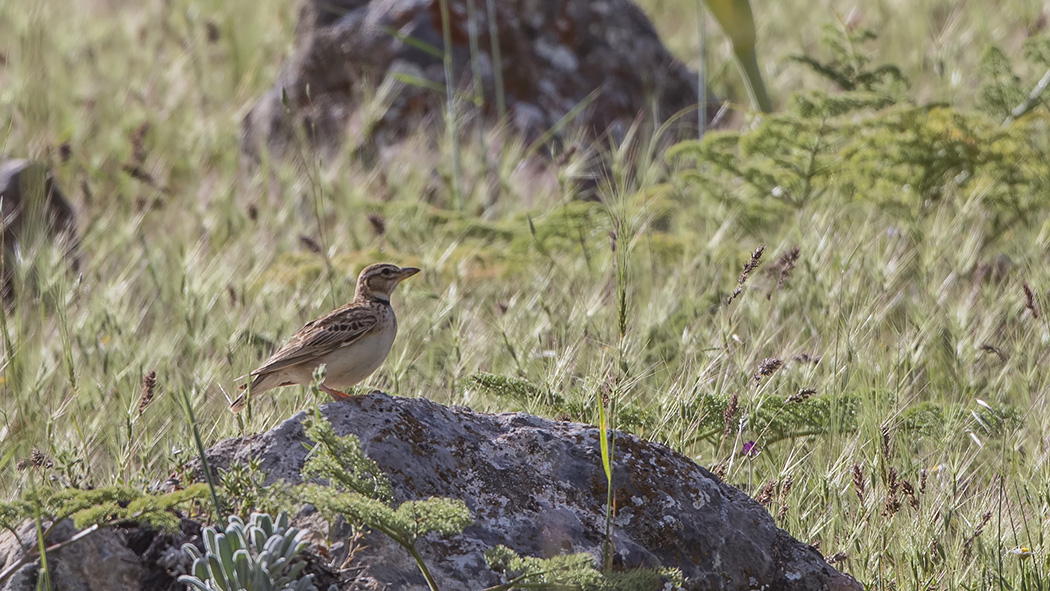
[0,483,209,532]
[789,24,908,95]
[484,545,684,591]
[299,417,393,502]
[0,484,209,587]
[670,22,1050,227]
[670,90,893,211]
[467,372,565,410]
[220,458,284,520]
[297,418,471,591]
[178,512,322,591]
[978,46,1027,119]
[672,81,1049,232]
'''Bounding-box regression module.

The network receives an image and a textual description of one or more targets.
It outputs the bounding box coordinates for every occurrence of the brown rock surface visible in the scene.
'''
[0,158,79,300]
[241,0,710,162]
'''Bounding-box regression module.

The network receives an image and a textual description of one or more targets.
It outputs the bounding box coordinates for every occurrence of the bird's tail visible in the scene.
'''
[229,391,250,413]
[229,373,274,413]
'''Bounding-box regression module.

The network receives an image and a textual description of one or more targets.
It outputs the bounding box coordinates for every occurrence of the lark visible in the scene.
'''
[230,263,420,412]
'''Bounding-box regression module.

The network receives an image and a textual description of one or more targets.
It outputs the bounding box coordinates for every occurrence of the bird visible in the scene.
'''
[230,262,420,413]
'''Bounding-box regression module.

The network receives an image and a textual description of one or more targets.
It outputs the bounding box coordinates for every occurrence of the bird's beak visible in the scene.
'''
[399,267,421,280]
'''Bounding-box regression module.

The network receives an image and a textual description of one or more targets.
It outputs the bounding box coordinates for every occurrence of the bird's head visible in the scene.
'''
[355,263,420,302]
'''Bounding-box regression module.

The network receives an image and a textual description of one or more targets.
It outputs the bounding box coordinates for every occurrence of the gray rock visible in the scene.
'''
[205,393,861,591]
[241,0,712,163]
[0,158,79,300]
[0,521,38,591]
[0,520,143,591]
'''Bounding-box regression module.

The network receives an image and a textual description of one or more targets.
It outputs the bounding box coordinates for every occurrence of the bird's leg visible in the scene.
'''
[320,383,357,401]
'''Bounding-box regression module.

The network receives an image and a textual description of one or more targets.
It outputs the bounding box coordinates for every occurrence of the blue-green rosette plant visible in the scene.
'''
[178,512,320,591]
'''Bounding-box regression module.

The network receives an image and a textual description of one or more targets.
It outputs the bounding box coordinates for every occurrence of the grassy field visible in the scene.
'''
[4,0,1050,588]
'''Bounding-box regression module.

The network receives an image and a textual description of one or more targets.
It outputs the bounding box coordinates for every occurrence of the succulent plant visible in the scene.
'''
[178,512,319,591]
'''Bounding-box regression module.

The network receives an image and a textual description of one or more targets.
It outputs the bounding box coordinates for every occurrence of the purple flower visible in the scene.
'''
[741,441,759,457]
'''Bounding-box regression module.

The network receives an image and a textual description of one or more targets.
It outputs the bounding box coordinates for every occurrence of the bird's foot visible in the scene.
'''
[320,384,359,401]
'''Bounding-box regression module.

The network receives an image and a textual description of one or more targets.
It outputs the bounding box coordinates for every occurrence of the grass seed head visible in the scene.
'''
[767,245,800,298]
[852,463,865,504]
[122,163,156,187]
[600,374,616,408]
[80,179,93,204]
[780,475,794,500]
[979,343,1007,362]
[139,370,158,417]
[787,387,817,403]
[129,121,150,166]
[723,392,739,438]
[883,467,901,516]
[901,479,919,510]
[30,448,52,469]
[793,353,822,364]
[757,480,777,505]
[1023,282,1039,318]
[366,213,386,236]
[754,358,783,382]
[205,20,221,43]
[711,461,728,481]
[299,234,323,254]
[963,511,993,557]
[976,510,992,533]
[727,244,765,305]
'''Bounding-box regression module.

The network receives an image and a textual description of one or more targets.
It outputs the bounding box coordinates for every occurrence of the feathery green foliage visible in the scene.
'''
[297,419,470,591]
[0,484,208,532]
[220,459,283,519]
[468,372,565,410]
[300,418,393,501]
[789,24,908,95]
[0,482,208,587]
[485,545,684,591]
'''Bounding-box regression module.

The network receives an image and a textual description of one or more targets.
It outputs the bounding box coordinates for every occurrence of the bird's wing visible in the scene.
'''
[250,304,379,376]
